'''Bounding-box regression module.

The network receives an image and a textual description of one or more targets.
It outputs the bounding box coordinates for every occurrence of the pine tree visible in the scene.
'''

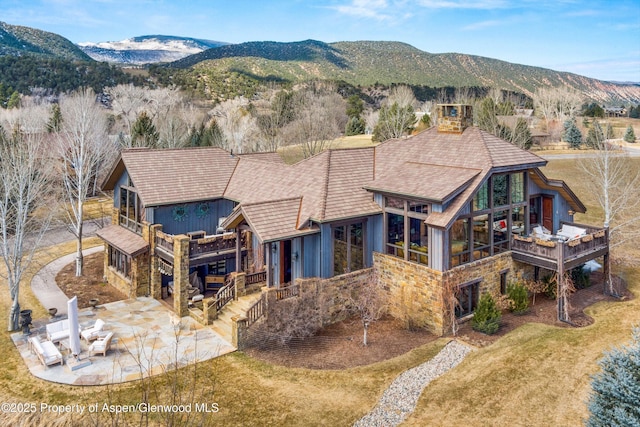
[586,121,605,148]
[624,125,636,143]
[46,104,63,133]
[345,116,365,136]
[7,91,20,109]
[587,327,640,427]
[472,293,501,334]
[563,118,583,149]
[131,111,159,148]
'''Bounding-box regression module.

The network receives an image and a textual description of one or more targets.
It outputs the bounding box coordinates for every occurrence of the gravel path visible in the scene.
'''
[353,340,474,427]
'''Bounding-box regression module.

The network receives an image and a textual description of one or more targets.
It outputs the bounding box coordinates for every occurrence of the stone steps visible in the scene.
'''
[206,293,262,345]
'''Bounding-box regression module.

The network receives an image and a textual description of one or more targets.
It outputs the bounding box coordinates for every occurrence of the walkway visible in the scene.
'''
[353,340,474,427]
[30,246,103,316]
[13,245,235,385]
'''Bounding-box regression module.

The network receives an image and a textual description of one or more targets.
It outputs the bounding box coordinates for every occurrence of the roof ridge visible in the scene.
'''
[222,156,241,197]
[240,196,303,208]
[319,149,332,220]
[403,161,483,171]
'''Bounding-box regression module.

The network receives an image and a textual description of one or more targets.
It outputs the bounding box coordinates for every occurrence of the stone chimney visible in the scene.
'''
[437,104,473,134]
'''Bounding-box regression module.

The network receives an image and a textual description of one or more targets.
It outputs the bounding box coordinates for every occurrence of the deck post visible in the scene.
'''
[556,241,566,322]
[235,230,242,272]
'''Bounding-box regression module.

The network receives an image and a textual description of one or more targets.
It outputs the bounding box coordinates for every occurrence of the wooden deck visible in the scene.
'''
[155,230,248,267]
[511,223,608,272]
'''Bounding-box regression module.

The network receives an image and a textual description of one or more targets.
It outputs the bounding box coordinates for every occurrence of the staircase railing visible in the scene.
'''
[245,295,266,328]
[215,282,235,312]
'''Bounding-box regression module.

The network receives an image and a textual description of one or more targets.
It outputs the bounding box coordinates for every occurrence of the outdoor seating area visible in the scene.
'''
[10,297,235,385]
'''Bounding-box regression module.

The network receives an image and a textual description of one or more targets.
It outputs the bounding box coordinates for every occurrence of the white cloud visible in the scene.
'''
[416,0,509,9]
[333,0,393,20]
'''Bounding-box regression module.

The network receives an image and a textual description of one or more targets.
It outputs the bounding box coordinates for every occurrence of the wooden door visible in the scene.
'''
[542,196,553,232]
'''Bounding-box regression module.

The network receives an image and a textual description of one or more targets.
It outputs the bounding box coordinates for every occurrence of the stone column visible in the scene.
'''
[173,235,190,317]
[234,272,246,298]
[111,206,119,226]
[149,224,163,300]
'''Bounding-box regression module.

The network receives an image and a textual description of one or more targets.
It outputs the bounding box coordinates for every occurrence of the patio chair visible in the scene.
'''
[88,332,114,357]
[80,318,105,343]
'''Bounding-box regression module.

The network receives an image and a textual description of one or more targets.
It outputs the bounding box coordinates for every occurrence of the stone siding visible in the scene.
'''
[374,252,445,335]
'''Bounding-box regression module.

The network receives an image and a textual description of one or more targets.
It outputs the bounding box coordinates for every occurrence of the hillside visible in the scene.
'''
[78,35,228,64]
[0,21,91,61]
[169,40,640,103]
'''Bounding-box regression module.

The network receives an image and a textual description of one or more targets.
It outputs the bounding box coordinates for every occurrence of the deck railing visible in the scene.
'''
[511,223,608,266]
[275,283,299,301]
[155,231,174,252]
[246,271,267,285]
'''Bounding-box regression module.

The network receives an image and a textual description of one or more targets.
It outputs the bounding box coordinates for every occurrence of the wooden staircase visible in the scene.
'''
[189,293,261,346]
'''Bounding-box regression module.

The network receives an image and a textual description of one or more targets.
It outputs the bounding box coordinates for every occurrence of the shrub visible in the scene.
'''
[507,282,530,314]
[472,293,501,335]
[571,265,591,289]
[542,274,557,299]
[586,327,640,426]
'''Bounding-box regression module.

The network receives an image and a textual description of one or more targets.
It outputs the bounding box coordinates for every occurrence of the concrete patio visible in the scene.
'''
[11,297,235,385]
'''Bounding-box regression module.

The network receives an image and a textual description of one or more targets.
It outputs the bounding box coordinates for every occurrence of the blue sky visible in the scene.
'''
[3,0,639,82]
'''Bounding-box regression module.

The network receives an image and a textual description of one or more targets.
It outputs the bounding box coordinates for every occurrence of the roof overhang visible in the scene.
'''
[96,225,149,257]
[529,168,587,213]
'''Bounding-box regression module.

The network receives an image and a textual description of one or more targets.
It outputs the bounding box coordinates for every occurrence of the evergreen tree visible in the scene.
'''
[587,327,640,427]
[7,91,20,109]
[586,121,605,148]
[624,125,636,143]
[345,116,365,136]
[46,104,63,133]
[563,118,583,149]
[471,293,501,335]
[346,95,364,119]
[131,111,159,148]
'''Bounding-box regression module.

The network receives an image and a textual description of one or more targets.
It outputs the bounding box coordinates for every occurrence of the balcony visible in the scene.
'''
[155,230,249,267]
[511,222,608,272]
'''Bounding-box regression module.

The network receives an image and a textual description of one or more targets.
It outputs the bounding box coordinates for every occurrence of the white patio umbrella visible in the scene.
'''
[67,296,82,360]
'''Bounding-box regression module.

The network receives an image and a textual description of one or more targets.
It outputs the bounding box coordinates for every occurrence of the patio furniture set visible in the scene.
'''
[27,319,114,368]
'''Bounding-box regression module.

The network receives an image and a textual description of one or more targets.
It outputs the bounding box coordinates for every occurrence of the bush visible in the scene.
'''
[507,282,530,314]
[587,327,640,426]
[472,293,501,335]
[542,274,557,299]
[571,265,591,289]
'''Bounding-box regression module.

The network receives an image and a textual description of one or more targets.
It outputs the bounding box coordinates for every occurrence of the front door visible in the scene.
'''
[542,195,554,232]
[279,239,292,285]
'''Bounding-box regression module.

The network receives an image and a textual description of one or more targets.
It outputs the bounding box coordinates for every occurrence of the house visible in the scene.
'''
[98,104,609,336]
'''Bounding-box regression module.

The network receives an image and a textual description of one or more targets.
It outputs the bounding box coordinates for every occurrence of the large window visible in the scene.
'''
[333,221,365,275]
[384,197,430,266]
[451,171,528,267]
[119,182,143,233]
[108,246,131,278]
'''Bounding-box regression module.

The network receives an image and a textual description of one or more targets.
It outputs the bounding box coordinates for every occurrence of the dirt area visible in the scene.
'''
[56,258,630,369]
[55,252,127,309]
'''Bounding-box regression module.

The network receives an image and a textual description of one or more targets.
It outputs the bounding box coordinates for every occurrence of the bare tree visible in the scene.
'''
[454,87,474,105]
[578,126,640,293]
[210,97,260,153]
[0,111,53,331]
[105,84,150,147]
[534,86,583,126]
[55,88,111,276]
[285,85,346,158]
[348,281,386,346]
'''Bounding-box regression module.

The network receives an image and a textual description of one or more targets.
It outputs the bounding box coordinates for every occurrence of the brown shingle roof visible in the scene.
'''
[222,197,319,243]
[103,147,239,207]
[365,162,481,203]
[96,225,148,256]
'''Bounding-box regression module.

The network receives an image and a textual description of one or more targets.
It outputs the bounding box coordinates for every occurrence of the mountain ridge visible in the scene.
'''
[0,21,91,61]
[78,35,228,64]
[167,39,639,103]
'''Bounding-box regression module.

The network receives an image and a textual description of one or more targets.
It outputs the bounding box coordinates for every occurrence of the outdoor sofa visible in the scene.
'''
[45,319,70,343]
[80,319,105,343]
[29,335,63,367]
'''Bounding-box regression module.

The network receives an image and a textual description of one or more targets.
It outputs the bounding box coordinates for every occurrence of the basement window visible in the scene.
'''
[455,280,480,318]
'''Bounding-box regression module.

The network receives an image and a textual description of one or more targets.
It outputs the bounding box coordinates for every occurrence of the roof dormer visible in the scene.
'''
[437,104,473,134]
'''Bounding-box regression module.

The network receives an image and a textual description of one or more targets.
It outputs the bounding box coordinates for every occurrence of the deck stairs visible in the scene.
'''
[189,293,262,346]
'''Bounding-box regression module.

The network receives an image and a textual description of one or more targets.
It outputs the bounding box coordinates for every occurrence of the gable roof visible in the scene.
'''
[222,197,319,243]
[102,147,239,207]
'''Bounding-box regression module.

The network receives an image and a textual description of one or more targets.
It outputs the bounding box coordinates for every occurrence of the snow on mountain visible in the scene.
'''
[77,35,227,65]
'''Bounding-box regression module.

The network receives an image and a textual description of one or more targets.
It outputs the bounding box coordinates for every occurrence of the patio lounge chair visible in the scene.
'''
[80,319,105,343]
[89,332,114,357]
